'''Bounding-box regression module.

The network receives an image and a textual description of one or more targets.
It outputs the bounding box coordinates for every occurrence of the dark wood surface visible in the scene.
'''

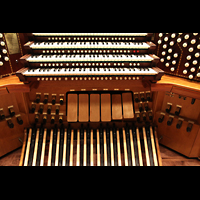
[0,144,199,166]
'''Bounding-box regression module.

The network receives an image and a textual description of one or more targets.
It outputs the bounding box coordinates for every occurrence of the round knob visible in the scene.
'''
[4,56,9,61]
[134,94,139,103]
[175,107,181,116]
[7,119,14,128]
[176,120,182,129]
[2,49,7,54]
[142,113,146,121]
[59,116,63,123]
[158,114,164,123]
[36,95,41,103]
[47,105,51,115]
[43,95,48,104]
[60,97,64,105]
[136,113,140,122]
[146,93,151,101]
[186,123,193,132]
[9,107,15,117]
[166,104,172,113]
[52,95,56,105]
[35,114,39,123]
[51,116,55,124]
[43,115,47,124]
[39,105,44,114]
[148,112,153,120]
[0,41,5,46]
[138,103,143,112]
[17,116,23,125]
[56,106,59,115]
[140,93,145,102]
[167,117,173,126]
[144,103,148,111]
[31,104,36,113]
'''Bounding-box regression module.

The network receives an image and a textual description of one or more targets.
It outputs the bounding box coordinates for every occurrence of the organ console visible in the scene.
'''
[16,33,163,83]
[0,33,200,166]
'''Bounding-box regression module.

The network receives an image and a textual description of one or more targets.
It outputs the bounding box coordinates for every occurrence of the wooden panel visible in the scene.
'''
[0,87,8,95]
[78,94,89,122]
[161,93,200,121]
[172,86,200,100]
[112,94,122,120]
[101,94,111,122]
[155,111,200,157]
[0,93,20,117]
[152,74,200,94]
[90,94,100,122]
[67,94,78,122]
[0,113,29,158]
[122,93,134,119]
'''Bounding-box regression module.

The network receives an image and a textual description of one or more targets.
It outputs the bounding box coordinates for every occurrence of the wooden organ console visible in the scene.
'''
[0,33,200,166]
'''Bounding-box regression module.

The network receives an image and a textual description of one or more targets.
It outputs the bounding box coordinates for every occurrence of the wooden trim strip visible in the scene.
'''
[150,126,158,166]
[123,128,128,166]
[40,128,47,166]
[83,130,87,166]
[19,129,27,166]
[32,128,40,166]
[143,127,150,166]
[116,129,121,166]
[24,128,32,166]
[129,129,136,166]
[62,129,67,166]
[55,129,60,166]
[90,129,93,166]
[96,129,100,166]
[76,129,80,166]
[136,127,143,166]
[110,130,114,166]
[104,129,107,166]
[47,129,53,166]
[69,129,74,166]
[154,127,163,166]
